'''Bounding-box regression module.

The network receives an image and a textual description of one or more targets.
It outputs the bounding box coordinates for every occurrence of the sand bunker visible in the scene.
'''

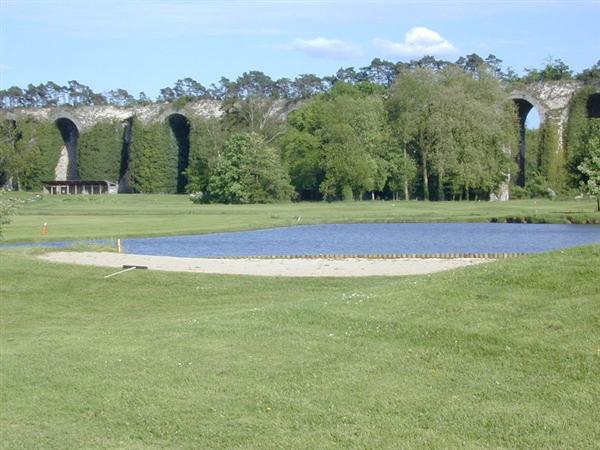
[40,251,491,277]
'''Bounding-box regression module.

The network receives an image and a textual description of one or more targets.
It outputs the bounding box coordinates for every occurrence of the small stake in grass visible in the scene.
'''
[104,265,147,279]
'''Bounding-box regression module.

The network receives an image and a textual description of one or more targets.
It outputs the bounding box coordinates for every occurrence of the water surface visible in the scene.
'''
[121,223,600,257]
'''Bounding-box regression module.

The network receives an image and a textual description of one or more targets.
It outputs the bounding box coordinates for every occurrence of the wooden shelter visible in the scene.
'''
[42,180,118,195]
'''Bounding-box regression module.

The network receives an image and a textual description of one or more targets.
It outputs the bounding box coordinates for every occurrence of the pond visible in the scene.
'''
[4,223,599,257]
[119,223,600,257]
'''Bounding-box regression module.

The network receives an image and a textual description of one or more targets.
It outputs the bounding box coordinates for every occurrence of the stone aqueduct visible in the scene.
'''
[4,80,600,192]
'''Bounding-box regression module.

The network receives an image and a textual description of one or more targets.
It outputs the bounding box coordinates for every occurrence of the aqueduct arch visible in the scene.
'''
[165,113,191,193]
[587,93,600,118]
[4,82,598,194]
[510,95,545,187]
[54,117,79,181]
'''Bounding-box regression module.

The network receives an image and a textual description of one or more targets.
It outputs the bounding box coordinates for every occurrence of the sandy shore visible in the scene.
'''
[40,251,491,277]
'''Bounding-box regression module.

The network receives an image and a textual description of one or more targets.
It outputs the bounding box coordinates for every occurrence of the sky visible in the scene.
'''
[1,0,599,101]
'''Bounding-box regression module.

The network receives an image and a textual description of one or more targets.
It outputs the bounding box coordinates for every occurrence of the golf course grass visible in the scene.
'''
[1,194,599,243]
[1,195,599,448]
[1,244,599,448]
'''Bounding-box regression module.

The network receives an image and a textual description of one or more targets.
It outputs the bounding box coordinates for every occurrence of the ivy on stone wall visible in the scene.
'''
[565,86,596,187]
[537,120,565,190]
[185,117,226,193]
[1,118,63,190]
[78,121,124,181]
[128,119,179,193]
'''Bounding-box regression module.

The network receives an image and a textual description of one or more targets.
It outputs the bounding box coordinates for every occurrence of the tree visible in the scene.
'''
[291,74,324,99]
[106,89,135,107]
[359,58,397,86]
[387,66,517,200]
[282,82,389,200]
[576,60,600,82]
[208,77,236,100]
[157,87,176,103]
[137,91,152,106]
[234,71,277,98]
[173,78,209,100]
[524,58,573,82]
[386,149,417,200]
[221,94,286,143]
[0,195,22,238]
[1,86,25,108]
[387,68,439,199]
[577,120,600,211]
[335,67,361,84]
[45,81,68,105]
[207,133,293,203]
[67,80,96,106]
[456,53,485,78]
[274,78,293,99]
[484,54,503,79]
[185,117,227,194]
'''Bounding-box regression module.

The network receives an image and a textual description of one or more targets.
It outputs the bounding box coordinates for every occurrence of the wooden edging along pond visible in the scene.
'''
[211,253,527,260]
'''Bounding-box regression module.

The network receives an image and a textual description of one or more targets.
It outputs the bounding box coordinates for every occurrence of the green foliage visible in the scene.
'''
[283,82,390,201]
[0,118,63,190]
[387,67,517,200]
[565,86,597,186]
[575,60,600,81]
[577,119,600,211]
[78,121,124,181]
[537,120,565,190]
[185,117,227,194]
[206,133,293,204]
[318,91,389,200]
[524,58,573,81]
[341,184,354,201]
[387,150,418,200]
[279,127,324,199]
[524,172,556,199]
[223,95,288,145]
[0,195,23,238]
[128,120,178,193]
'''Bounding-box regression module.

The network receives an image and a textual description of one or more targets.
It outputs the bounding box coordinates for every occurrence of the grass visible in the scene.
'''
[1,193,599,243]
[1,245,599,448]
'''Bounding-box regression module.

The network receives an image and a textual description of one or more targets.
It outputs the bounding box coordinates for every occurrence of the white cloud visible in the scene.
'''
[290,37,363,59]
[373,27,458,57]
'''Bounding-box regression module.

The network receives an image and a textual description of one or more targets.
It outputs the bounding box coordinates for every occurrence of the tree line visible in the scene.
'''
[2,55,598,109]
[2,58,599,204]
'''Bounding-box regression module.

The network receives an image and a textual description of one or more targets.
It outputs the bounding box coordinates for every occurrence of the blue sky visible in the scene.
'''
[1,0,599,100]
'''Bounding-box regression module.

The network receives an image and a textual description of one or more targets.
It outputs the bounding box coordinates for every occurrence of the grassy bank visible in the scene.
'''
[2,193,599,242]
[1,245,599,448]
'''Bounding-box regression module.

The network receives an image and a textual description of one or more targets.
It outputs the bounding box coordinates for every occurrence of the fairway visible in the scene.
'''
[1,196,599,448]
[1,245,599,448]
[2,194,599,243]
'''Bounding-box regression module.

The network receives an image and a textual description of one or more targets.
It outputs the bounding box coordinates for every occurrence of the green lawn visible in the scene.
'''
[2,193,599,242]
[1,245,599,448]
